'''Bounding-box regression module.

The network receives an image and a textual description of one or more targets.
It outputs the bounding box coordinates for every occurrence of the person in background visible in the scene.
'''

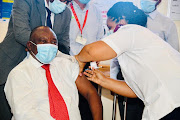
[4,26,103,120]
[68,0,104,119]
[111,0,179,119]
[141,0,179,51]
[76,2,180,120]
[0,0,71,119]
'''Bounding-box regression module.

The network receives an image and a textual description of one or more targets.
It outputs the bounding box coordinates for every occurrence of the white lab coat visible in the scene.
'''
[103,24,180,120]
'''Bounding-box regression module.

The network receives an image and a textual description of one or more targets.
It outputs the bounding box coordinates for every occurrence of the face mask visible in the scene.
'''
[107,30,113,36]
[107,24,123,36]
[114,24,123,32]
[140,0,157,13]
[49,0,66,14]
[30,41,58,64]
[79,0,90,4]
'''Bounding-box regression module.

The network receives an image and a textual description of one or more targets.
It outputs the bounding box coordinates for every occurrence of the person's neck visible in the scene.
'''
[74,0,86,10]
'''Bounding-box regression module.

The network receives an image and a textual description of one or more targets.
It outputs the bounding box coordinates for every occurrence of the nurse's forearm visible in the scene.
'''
[77,45,94,62]
[100,77,137,98]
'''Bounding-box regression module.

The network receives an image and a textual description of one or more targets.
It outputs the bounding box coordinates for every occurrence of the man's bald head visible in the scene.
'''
[29,26,57,43]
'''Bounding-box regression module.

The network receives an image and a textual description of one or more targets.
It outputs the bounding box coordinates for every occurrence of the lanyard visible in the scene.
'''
[70,3,89,36]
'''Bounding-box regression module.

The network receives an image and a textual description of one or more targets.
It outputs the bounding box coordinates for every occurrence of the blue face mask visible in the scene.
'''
[79,0,90,4]
[49,0,66,14]
[140,0,157,13]
[30,41,58,64]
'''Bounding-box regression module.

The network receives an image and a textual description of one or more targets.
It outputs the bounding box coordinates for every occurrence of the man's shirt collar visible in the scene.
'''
[71,0,89,12]
[148,10,158,20]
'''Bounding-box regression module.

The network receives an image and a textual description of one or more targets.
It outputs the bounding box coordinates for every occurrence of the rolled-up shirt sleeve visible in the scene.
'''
[70,57,79,82]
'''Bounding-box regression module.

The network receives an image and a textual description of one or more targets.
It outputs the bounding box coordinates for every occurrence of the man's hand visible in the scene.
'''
[75,55,86,76]
[84,68,106,85]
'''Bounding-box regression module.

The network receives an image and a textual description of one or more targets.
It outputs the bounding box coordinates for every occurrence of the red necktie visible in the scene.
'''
[41,64,69,120]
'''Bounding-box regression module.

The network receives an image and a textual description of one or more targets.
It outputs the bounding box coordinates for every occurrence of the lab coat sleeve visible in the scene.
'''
[4,70,51,120]
[102,26,134,56]
[110,58,120,80]
[166,22,179,51]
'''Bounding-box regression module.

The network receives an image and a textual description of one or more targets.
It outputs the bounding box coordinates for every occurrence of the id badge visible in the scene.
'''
[76,36,87,45]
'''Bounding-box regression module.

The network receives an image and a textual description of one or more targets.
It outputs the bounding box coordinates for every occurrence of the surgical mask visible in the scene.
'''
[114,24,123,32]
[140,0,157,13]
[107,24,123,36]
[107,30,113,36]
[30,41,58,64]
[49,0,66,14]
[79,0,90,4]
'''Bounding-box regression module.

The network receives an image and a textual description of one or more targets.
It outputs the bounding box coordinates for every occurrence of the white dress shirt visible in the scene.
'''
[103,24,180,120]
[44,0,55,27]
[4,52,81,120]
[68,1,104,55]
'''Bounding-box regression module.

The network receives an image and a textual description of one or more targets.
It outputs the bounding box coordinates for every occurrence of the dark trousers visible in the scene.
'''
[0,84,12,120]
[118,96,144,120]
[79,62,98,120]
[160,107,180,120]
[117,69,144,120]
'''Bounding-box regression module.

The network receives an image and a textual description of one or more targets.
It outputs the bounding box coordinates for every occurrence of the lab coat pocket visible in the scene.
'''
[143,86,175,119]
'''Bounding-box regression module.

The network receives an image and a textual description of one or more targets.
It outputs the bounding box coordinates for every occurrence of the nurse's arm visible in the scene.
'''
[84,69,137,98]
[75,41,117,73]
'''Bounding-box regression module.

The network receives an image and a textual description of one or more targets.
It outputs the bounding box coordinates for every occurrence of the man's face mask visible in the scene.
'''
[79,0,90,4]
[49,0,66,14]
[30,41,58,64]
[140,0,158,13]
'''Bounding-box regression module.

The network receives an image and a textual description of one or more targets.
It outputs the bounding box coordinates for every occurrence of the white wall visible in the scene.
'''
[0,19,9,42]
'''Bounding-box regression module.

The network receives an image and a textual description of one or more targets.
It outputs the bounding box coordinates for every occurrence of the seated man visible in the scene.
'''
[4,26,102,120]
